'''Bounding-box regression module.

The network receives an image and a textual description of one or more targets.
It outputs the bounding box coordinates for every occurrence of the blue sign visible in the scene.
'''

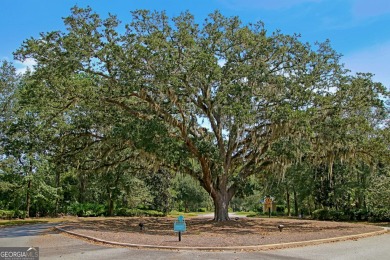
[174,215,186,232]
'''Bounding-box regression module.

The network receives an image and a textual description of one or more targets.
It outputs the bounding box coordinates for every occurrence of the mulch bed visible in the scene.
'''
[57,216,385,248]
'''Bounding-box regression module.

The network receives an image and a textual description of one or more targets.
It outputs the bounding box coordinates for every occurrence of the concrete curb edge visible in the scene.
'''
[54,226,388,251]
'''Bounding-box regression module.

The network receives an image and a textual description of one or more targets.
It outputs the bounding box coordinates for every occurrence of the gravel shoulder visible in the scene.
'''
[57,216,385,248]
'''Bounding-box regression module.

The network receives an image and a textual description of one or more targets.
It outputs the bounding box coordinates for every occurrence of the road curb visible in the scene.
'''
[54,226,388,251]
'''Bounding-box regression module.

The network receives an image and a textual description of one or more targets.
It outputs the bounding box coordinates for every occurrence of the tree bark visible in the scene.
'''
[106,178,114,216]
[26,179,31,218]
[211,189,233,221]
[286,185,291,217]
[107,191,114,216]
[55,171,60,215]
[78,173,86,203]
[293,188,299,217]
[25,160,33,218]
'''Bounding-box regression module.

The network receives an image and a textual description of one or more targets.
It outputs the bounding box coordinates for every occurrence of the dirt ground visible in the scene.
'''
[57,216,385,248]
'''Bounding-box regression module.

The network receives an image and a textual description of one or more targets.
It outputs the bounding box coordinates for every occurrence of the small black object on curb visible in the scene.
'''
[278,224,284,232]
[139,223,144,231]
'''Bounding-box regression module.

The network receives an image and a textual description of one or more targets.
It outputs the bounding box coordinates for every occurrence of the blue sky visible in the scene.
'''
[1,0,389,88]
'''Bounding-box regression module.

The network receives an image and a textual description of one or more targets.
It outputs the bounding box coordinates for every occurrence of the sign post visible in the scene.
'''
[173,215,186,241]
[263,196,274,218]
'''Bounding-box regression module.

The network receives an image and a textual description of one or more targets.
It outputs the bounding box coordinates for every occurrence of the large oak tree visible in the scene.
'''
[15,7,388,221]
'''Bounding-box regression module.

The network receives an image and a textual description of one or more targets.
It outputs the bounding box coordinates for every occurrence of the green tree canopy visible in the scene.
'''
[14,7,389,221]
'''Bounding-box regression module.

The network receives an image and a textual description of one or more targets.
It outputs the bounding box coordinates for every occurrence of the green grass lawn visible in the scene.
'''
[0,213,202,227]
[0,219,49,227]
[167,210,202,218]
[0,216,79,227]
[233,211,257,216]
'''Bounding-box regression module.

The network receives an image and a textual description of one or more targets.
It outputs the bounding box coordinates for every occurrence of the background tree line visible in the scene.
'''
[0,7,389,221]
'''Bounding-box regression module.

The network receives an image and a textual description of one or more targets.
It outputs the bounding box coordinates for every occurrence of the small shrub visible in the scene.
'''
[312,209,330,220]
[13,210,26,219]
[276,205,285,214]
[123,209,144,217]
[144,210,165,217]
[115,208,164,217]
[114,208,128,216]
[261,211,278,217]
[68,203,106,217]
[368,208,390,222]
[350,209,368,221]
[0,210,14,219]
[312,209,348,221]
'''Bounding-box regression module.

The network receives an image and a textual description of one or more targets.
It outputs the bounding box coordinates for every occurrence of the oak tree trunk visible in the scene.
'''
[198,159,238,221]
[212,189,233,221]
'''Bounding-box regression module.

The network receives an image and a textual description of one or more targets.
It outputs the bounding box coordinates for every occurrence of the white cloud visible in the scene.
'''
[342,41,390,89]
[15,58,36,74]
[218,0,321,10]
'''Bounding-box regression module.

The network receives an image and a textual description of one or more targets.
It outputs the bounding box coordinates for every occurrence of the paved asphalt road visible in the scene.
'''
[0,223,389,260]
